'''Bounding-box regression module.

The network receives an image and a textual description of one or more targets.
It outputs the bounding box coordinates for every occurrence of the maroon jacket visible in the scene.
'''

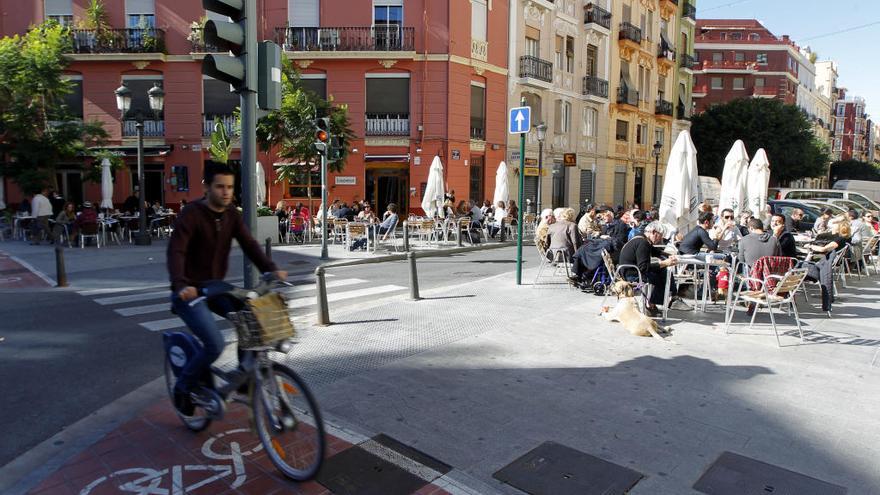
[167,200,278,292]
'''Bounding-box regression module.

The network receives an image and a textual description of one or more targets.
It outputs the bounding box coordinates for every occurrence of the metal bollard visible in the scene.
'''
[315,266,330,325]
[402,221,410,252]
[407,251,421,300]
[55,245,68,287]
[457,222,463,247]
[265,237,272,260]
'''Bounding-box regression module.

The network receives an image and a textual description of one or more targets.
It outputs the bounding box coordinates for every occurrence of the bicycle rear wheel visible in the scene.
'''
[252,363,325,480]
[163,357,211,432]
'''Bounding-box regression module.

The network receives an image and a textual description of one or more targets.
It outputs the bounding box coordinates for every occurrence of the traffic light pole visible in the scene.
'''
[320,150,329,260]
[241,0,259,289]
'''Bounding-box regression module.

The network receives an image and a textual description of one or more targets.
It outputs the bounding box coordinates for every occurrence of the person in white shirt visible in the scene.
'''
[30,187,53,244]
[489,201,507,238]
[714,208,742,251]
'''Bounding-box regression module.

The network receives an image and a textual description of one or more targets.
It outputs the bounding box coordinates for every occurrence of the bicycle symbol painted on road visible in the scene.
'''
[78,428,263,495]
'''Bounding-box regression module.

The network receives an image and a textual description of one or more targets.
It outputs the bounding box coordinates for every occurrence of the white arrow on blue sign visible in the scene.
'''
[508,106,531,134]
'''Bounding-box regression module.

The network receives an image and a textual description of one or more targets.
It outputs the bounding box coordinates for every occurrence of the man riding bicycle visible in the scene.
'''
[167,162,286,413]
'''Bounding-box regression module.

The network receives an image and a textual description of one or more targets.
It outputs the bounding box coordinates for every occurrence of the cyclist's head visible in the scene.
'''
[204,162,235,209]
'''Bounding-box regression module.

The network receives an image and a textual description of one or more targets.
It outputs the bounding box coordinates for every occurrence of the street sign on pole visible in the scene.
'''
[509,106,531,134]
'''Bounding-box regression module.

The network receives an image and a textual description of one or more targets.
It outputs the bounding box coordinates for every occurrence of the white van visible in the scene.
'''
[698,176,721,206]
[775,188,880,215]
[832,180,880,203]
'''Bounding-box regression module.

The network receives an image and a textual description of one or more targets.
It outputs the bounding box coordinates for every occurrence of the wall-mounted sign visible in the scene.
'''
[525,158,538,166]
[524,167,540,176]
[414,156,421,165]
[509,150,521,162]
[563,153,577,166]
[451,149,461,160]
[191,144,202,152]
[335,176,356,185]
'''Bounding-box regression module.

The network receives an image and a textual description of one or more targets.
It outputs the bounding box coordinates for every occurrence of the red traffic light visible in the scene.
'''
[316,129,329,142]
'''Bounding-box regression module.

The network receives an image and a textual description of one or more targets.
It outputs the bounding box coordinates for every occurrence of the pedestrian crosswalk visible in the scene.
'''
[76,272,407,332]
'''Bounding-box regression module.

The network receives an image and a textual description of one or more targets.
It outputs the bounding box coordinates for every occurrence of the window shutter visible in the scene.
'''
[525,26,540,40]
[289,0,319,27]
[471,1,487,41]
[45,0,72,16]
[579,170,594,206]
[126,0,155,14]
[554,100,562,130]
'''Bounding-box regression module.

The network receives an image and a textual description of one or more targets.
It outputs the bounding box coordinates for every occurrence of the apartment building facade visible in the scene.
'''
[1,0,510,215]
[832,92,872,163]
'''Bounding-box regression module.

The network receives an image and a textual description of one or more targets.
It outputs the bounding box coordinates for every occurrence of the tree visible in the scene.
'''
[0,22,108,193]
[690,98,829,184]
[830,159,880,182]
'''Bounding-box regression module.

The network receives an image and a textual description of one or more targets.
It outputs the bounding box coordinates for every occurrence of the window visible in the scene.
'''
[837,104,846,117]
[755,77,765,87]
[46,0,73,25]
[469,156,484,202]
[565,36,574,73]
[555,35,564,69]
[616,120,628,141]
[833,138,842,151]
[719,33,727,40]
[470,84,486,139]
[733,78,744,90]
[203,77,239,131]
[284,165,321,199]
[374,2,403,50]
[654,127,664,147]
[126,0,155,28]
[522,92,542,122]
[658,75,666,100]
[60,76,83,119]
[730,32,742,40]
[555,100,571,133]
[636,124,647,145]
[734,52,744,62]
[525,35,540,58]
[471,0,487,41]
[712,52,722,62]
[366,75,410,134]
[646,11,653,42]
[638,65,646,101]
[586,44,598,76]
[640,13,646,42]
[749,33,760,41]
[300,75,327,99]
[172,165,189,192]
[289,0,319,26]
[613,170,626,206]
[583,107,597,137]
[756,53,768,64]
[622,3,631,23]
[711,77,723,89]
[836,120,844,133]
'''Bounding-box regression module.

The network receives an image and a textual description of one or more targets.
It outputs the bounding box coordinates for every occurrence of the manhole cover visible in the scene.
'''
[493,441,643,495]
[693,451,847,495]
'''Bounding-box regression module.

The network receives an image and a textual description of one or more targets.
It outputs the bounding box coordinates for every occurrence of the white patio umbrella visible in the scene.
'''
[658,130,700,236]
[420,155,445,217]
[99,158,114,209]
[255,161,266,206]
[0,174,6,210]
[746,148,771,221]
[492,161,509,206]
[717,140,749,215]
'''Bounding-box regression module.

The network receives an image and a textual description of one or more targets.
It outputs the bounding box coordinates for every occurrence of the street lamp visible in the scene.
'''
[652,140,662,207]
[535,122,547,213]
[115,82,165,246]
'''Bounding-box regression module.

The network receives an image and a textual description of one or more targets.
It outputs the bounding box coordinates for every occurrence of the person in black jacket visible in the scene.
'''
[679,211,719,255]
[618,222,679,314]
[771,213,798,258]
[599,209,630,255]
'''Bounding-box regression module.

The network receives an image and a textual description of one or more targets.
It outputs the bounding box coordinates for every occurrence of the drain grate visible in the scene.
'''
[693,451,847,495]
[493,441,643,495]
[316,444,427,495]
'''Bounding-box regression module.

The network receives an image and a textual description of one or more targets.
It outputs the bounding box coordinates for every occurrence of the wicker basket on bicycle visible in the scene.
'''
[227,292,295,349]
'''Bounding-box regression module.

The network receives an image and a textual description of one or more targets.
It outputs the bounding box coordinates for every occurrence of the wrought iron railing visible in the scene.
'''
[123,120,164,137]
[683,2,696,20]
[617,87,639,106]
[582,76,609,98]
[365,113,409,136]
[190,27,220,53]
[275,26,415,52]
[656,99,673,116]
[67,28,165,54]
[470,126,486,140]
[203,115,236,137]
[676,102,689,119]
[680,53,697,69]
[584,4,612,30]
[657,44,675,61]
[619,22,642,44]
[519,55,553,82]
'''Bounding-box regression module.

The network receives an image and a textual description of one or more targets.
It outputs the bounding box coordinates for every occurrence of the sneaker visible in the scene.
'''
[645,306,661,317]
[669,297,693,311]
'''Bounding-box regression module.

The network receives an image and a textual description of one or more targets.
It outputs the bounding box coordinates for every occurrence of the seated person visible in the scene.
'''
[468,200,484,226]
[627,210,649,240]
[577,206,600,240]
[679,211,720,255]
[785,208,807,233]
[568,237,614,287]
[813,208,834,235]
[547,207,580,258]
[715,208,742,251]
[351,203,398,250]
[535,208,555,255]
[739,217,781,268]
[488,201,508,238]
[737,210,753,236]
[618,222,679,315]
[770,214,797,258]
[599,209,629,253]
[808,215,851,259]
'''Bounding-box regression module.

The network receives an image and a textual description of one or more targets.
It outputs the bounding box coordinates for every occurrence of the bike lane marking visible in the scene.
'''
[0,250,53,288]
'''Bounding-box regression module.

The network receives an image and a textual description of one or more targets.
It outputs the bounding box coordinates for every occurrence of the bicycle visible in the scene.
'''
[162,274,325,481]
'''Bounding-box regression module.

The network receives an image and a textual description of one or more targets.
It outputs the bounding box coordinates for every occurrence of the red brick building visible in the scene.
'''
[832,90,871,163]
[0,0,509,214]
[692,19,801,112]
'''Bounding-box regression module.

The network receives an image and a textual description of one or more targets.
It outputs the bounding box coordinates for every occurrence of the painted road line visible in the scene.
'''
[82,273,327,298]
[140,313,225,332]
[280,278,366,294]
[114,303,170,317]
[94,290,170,305]
[285,284,405,308]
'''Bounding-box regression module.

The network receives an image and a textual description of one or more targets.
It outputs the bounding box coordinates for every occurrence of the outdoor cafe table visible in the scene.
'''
[661,253,731,322]
[13,215,35,240]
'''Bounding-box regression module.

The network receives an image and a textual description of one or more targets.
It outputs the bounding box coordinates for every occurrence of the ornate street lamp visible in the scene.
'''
[535,122,547,213]
[652,140,663,206]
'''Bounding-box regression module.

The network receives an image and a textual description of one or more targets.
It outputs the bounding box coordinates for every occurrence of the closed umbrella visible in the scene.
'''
[255,161,266,206]
[746,148,771,221]
[718,140,749,215]
[420,155,445,217]
[492,161,509,206]
[100,158,114,209]
[659,130,700,236]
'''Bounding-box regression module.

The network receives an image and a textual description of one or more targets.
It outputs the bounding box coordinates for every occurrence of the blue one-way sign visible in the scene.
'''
[509,106,531,134]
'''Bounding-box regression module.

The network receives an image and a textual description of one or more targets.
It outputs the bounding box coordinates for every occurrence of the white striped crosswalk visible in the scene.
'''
[78,273,406,332]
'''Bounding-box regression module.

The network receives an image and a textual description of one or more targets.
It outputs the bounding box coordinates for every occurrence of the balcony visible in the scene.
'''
[676,102,689,119]
[67,28,165,54]
[190,27,220,53]
[123,120,164,137]
[582,75,609,99]
[584,4,612,31]
[657,44,676,65]
[680,53,697,71]
[618,22,642,44]
[203,115,236,137]
[470,127,486,140]
[519,55,553,83]
[751,86,777,98]
[617,87,639,107]
[471,39,488,62]
[656,99,673,116]
[365,113,409,136]
[683,2,696,21]
[700,60,758,73]
[275,26,415,52]
[692,84,708,97]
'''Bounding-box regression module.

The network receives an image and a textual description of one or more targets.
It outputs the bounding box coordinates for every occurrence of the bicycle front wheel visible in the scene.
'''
[252,363,325,480]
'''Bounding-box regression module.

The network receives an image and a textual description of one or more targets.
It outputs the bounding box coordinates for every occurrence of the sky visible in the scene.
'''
[697,0,880,118]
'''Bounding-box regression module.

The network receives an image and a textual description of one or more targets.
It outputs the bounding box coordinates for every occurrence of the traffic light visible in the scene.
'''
[202,0,250,91]
[329,136,345,162]
[312,117,330,153]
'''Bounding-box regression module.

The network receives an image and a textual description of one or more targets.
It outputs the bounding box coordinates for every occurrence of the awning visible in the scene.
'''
[85,145,172,157]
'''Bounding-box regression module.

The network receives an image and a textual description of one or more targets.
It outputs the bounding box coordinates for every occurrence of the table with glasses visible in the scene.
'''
[661,252,732,322]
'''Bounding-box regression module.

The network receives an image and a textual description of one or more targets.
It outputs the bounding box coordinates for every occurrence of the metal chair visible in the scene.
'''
[79,222,101,248]
[599,249,647,314]
[861,234,880,275]
[286,216,306,244]
[725,267,809,347]
[345,222,368,251]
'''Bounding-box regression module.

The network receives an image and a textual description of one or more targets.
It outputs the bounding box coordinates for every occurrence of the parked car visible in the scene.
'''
[767,200,821,231]
[832,179,880,203]
[799,200,846,215]
[815,198,865,214]
[774,188,880,216]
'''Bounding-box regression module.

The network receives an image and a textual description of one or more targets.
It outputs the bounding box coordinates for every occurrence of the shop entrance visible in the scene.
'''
[365,164,409,215]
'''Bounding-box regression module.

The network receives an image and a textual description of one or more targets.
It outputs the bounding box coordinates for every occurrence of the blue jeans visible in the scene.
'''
[171,294,237,392]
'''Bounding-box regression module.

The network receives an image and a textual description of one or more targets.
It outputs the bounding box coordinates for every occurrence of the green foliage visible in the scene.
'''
[0,22,108,193]
[830,159,880,181]
[82,149,125,183]
[690,98,830,184]
[256,206,274,217]
[208,121,234,164]
[256,58,355,183]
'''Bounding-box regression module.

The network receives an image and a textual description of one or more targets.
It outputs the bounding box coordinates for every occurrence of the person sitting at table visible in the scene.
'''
[357,204,378,223]
[810,216,851,255]
[737,210,753,236]
[327,199,341,218]
[618,221,680,316]
[488,201,508,238]
[770,214,797,258]
[74,201,98,233]
[813,208,834,235]
[848,209,872,245]
[715,208,742,251]
[179,198,188,211]
[467,200,484,226]
[738,218,781,268]
[785,208,807,233]
[679,211,720,256]
[599,209,629,255]
[627,210,649,240]
[535,208,555,255]
[547,207,580,258]
[274,200,289,243]
[122,191,139,214]
[507,200,519,221]
[577,206,600,240]
[350,203,398,250]
[863,211,879,233]
[52,201,77,242]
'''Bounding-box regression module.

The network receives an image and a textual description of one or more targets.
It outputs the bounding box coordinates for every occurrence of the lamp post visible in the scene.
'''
[535,122,547,213]
[652,140,662,207]
[116,82,165,246]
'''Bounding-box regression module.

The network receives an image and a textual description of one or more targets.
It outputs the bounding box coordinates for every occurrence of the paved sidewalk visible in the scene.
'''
[6,262,880,494]
[0,249,52,289]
